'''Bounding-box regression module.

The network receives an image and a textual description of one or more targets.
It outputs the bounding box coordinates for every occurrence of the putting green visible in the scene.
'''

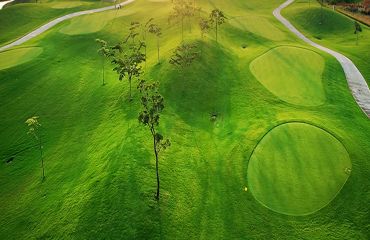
[250,46,325,106]
[247,122,351,216]
[0,47,43,70]
[60,9,136,35]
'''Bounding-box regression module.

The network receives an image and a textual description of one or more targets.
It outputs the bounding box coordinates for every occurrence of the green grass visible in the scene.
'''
[59,7,137,35]
[0,0,109,46]
[229,14,288,41]
[248,122,351,216]
[250,46,326,106]
[0,0,369,239]
[282,0,370,85]
[0,47,43,70]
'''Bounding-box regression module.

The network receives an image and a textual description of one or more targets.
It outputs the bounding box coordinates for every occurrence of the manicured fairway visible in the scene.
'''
[50,1,90,9]
[250,46,326,106]
[0,47,43,70]
[0,0,109,46]
[248,122,352,216]
[229,15,287,41]
[59,8,136,35]
[0,0,369,239]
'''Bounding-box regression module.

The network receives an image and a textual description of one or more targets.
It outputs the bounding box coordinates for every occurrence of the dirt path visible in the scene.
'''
[0,0,135,52]
[274,0,370,118]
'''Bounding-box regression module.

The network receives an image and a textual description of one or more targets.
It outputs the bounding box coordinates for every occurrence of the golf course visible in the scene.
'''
[0,0,369,239]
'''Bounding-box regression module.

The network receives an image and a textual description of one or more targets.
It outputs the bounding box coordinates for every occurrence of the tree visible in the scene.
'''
[138,80,170,200]
[209,9,227,42]
[199,17,210,39]
[184,1,195,33]
[142,18,154,66]
[96,39,112,86]
[169,0,194,41]
[110,39,146,100]
[169,42,199,71]
[25,116,45,180]
[319,0,324,24]
[354,21,362,45]
[126,21,141,44]
[148,23,162,64]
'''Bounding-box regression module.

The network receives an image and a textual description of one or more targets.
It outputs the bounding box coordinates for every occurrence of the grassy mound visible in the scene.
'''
[248,122,352,216]
[159,41,234,129]
[288,6,353,38]
[250,46,326,106]
[282,2,370,84]
[0,47,43,70]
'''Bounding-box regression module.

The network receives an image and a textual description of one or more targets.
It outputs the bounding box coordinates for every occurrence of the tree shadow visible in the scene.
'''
[154,40,235,132]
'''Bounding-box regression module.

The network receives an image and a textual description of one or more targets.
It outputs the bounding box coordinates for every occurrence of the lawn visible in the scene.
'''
[282,0,370,85]
[0,0,369,239]
[248,122,351,216]
[0,0,110,46]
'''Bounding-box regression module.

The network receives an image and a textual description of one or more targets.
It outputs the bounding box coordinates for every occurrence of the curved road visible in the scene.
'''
[274,0,370,118]
[0,0,134,52]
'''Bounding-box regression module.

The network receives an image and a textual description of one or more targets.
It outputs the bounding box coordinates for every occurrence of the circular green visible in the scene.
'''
[250,46,326,106]
[247,122,351,216]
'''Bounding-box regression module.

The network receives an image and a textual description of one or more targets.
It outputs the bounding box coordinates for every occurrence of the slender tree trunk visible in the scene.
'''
[189,17,192,33]
[145,45,147,68]
[151,127,160,200]
[144,34,147,68]
[102,57,105,86]
[320,1,323,24]
[154,138,160,200]
[181,17,184,41]
[39,136,45,180]
[129,76,132,101]
[216,22,218,42]
[157,37,160,63]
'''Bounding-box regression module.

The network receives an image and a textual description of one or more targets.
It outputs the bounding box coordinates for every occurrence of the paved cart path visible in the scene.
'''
[0,0,15,10]
[0,0,135,52]
[274,0,370,118]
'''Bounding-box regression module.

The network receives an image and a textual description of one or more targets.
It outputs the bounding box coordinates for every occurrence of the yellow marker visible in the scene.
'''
[244,187,248,192]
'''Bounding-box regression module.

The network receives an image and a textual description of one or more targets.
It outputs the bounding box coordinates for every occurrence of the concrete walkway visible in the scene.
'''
[274,0,370,118]
[0,0,135,52]
[0,0,15,10]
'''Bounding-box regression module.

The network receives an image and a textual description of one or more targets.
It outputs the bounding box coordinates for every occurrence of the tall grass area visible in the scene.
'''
[0,0,369,239]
